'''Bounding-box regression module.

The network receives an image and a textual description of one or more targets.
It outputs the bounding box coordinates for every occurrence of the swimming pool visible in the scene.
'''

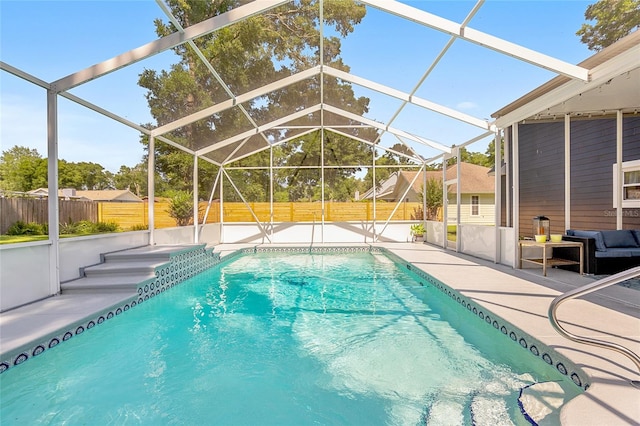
[0,248,582,425]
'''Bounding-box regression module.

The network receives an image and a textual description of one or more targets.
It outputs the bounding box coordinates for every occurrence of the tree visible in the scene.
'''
[0,146,47,192]
[445,146,491,168]
[113,163,149,196]
[423,177,443,221]
[576,0,640,51]
[138,0,371,201]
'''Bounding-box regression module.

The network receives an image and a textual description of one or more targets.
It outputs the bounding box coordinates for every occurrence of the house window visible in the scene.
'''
[613,160,640,208]
[471,195,479,216]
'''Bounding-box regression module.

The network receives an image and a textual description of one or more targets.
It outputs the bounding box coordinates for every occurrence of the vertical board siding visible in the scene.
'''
[518,121,566,236]
[570,116,640,230]
[516,116,640,235]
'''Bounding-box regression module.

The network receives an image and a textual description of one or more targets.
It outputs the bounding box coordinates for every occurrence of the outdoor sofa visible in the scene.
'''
[556,229,640,275]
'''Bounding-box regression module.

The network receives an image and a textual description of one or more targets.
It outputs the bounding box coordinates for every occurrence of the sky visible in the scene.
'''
[0,0,594,173]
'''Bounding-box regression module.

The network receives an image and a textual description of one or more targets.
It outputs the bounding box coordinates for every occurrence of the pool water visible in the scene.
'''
[0,251,578,425]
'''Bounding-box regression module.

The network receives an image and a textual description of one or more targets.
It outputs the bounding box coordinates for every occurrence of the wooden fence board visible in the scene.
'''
[93,201,425,230]
[1,198,97,234]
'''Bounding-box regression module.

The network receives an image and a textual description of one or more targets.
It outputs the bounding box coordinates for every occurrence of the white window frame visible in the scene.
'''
[471,195,480,216]
[613,159,640,208]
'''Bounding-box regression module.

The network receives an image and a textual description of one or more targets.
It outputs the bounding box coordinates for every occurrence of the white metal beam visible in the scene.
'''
[324,65,490,129]
[197,104,322,156]
[494,43,640,127]
[322,104,452,153]
[51,0,290,92]
[361,0,588,81]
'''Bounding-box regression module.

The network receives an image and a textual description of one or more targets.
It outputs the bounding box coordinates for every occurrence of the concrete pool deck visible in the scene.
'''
[0,242,638,425]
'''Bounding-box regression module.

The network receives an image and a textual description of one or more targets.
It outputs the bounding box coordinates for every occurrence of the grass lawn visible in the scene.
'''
[0,234,114,245]
[0,235,49,244]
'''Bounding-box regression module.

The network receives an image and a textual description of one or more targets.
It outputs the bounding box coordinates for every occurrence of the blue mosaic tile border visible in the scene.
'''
[381,248,590,391]
[0,245,223,374]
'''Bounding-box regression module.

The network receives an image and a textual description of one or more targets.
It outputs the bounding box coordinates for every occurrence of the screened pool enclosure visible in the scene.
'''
[2,0,633,251]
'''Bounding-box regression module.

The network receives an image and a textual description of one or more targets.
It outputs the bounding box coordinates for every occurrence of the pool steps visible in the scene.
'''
[61,244,205,294]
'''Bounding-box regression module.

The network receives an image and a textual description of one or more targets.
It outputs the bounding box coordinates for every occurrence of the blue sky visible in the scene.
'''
[1,0,594,172]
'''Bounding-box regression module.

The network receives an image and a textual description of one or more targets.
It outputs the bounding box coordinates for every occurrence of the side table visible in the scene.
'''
[518,240,583,276]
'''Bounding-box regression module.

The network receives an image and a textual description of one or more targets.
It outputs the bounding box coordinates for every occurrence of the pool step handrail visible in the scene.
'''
[548,266,640,388]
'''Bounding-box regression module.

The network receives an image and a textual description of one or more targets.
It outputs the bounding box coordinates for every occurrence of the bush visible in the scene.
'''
[7,221,47,235]
[129,224,148,231]
[59,220,121,235]
[167,191,195,226]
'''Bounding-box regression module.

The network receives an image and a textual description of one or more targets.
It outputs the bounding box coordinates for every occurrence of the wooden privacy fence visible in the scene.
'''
[98,201,425,229]
[0,198,98,234]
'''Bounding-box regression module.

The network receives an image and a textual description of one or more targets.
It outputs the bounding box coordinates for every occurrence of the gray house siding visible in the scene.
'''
[518,121,566,237]
[516,116,640,236]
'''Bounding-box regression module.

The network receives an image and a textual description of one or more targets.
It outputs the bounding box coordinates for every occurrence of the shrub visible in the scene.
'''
[95,221,120,233]
[167,191,195,226]
[129,224,148,231]
[7,221,47,235]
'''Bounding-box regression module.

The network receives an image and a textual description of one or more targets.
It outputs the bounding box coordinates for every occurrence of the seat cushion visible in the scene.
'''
[567,230,607,251]
[595,248,640,258]
[601,230,639,248]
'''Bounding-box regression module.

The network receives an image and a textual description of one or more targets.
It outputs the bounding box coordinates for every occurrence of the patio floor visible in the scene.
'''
[1,242,638,425]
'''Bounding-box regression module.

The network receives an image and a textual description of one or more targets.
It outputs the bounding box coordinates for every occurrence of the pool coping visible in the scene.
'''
[0,242,638,425]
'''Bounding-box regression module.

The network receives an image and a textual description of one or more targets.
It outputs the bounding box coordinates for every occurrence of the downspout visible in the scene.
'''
[47,89,60,295]
[148,135,155,245]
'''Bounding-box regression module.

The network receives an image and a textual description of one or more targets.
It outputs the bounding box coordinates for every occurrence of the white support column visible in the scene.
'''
[148,136,155,245]
[372,147,377,242]
[505,128,511,227]
[320,128,325,243]
[220,166,224,243]
[512,123,520,268]
[494,130,502,263]
[564,114,571,231]
[269,146,274,242]
[616,110,623,229]
[47,89,60,295]
[456,151,461,252]
[442,158,447,249]
[193,155,199,243]
[423,163,427,222]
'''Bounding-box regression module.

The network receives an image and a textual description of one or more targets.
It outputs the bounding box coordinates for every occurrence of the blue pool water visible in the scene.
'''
[0,251,579,425]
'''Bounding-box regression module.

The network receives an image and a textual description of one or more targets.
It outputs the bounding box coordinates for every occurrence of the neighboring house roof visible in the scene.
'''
[76,190,143,202]
[26,188,142,202]
[367,163,494,202]
[395,163,494,200]
[360,172,399,201]
[26,188,91,201]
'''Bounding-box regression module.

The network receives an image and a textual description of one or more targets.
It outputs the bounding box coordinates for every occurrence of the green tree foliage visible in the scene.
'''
[138,0,372,201]
[0,146,47,192]
[424,177,443,220]
[113,163,149,196]
[446,146,491,168]
[0,146,115,192]
[577,0,640,51]
[167,190,196,226]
